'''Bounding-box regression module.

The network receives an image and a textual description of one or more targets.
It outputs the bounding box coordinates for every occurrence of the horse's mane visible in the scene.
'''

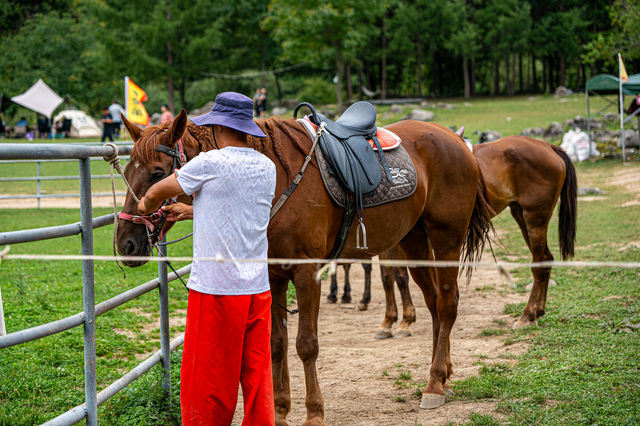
[247,118,311,181]
[130,121,216,162]
[131,117,311,183]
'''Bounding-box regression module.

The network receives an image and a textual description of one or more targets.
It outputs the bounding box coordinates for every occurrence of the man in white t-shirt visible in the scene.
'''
[137,92,276,425]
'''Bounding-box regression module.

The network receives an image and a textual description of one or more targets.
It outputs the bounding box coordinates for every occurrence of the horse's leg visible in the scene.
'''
[397,225,451,403]
[293,265,325,425]
[376,264,397,339]
[270,277,292,425]
[357,263,372,311]
[510,204,554,328]
[327,269,338,303]
[394,266,416,338]
[341,264,352,303]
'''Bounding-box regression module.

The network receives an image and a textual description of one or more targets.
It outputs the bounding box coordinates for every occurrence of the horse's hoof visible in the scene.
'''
[340,297,352,304]
[375,328,393,339]
[419,392,446,409]
[513,318,538,329]
[302,417,325,426]
[357,303,368,311]
[393,329,412,338]
[326,296,337,304]
[444,383,454,395]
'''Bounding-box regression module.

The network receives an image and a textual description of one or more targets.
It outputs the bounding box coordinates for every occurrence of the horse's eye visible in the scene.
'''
[150,171,165,182]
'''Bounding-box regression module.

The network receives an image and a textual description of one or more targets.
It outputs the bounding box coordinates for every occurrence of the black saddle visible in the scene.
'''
[294,101,393,256]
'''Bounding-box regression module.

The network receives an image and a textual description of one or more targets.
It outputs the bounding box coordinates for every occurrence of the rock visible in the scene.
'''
[592,129,617,143]
[564,115,587,130]
[405,109,435,122]
[478,130,502,143]
[189,101,214,118]
[544,121,564,138]
[578,187,603,196]
[149,112,162,126]
[389,104,403,114]
[521,127,545,137]
[436,102,455,109]
[463,102,472,107]
[554,86,572,97]
[420,101,435,108]
[270,106,287,116]
[617,129,640,147]
[281,98,301,109]
[603,113,618,123]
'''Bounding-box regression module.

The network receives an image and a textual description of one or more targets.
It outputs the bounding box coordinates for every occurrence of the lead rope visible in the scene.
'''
[103,143,137,278]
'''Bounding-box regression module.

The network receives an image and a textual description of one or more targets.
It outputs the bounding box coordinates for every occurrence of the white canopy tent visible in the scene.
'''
[10,79,63,118]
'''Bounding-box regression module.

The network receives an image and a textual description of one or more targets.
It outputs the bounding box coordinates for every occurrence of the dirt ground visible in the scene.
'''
[233,258,528,425]
[2,194,125,209]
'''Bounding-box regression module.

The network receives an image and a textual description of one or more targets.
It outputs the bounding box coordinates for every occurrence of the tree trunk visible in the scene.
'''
[493,59,500,95]
[416,33,423,97]
[346,63,353,102]
[463,55,470,99]
[512,54,517,94]
[559,55,566,87]
[532,53,538,92]
[274,71,282,104]
[358,65,365,100]
[470,57,476,96]
[542,56,547,93]
[505,55,512,96]
[179,80,186,110]
[335,43,344,112]
[381,19,387,100]
[260,36,267,88]
[166,1,175,112]
[518,53,523,93]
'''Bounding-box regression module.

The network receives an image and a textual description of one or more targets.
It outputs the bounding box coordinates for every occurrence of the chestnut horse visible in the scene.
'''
[342,136,577,336]
[115,110,494,423]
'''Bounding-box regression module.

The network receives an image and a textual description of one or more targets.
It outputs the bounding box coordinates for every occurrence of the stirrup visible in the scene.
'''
[356,218,368,250]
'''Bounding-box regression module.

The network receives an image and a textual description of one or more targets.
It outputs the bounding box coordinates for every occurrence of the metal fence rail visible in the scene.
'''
[0,143,187,425]
[0,147,131,208]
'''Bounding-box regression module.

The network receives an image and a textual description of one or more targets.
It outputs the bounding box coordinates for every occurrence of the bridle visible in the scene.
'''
[118,139,188,249]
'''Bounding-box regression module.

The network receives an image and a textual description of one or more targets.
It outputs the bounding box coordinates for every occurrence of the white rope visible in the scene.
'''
[2,252,640,271]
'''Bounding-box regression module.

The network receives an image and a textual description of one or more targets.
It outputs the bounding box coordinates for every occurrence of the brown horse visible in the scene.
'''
[346,135,577,336]
[115,109,494,423]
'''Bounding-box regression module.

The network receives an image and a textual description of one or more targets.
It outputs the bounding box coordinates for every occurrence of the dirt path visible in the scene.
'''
[1,195,125,209]
[234,257,528,425]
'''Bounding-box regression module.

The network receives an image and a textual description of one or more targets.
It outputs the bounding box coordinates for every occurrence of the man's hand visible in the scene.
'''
[137,174,185,215]
[162,203,193,222]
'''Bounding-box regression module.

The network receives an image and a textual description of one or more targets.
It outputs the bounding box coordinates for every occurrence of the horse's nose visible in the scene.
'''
[123,238,138,256]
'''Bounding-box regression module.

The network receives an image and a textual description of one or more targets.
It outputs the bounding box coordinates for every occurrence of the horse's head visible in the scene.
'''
[116,109,192,266]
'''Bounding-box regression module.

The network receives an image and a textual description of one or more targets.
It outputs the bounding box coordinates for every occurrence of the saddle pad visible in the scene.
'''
[315,142,417,208]
[303,117,401,150]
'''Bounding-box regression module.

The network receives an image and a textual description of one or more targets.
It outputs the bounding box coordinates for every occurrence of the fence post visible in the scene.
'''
[37,160,41,210]
[157,239,171,398]
[79,157,98,426]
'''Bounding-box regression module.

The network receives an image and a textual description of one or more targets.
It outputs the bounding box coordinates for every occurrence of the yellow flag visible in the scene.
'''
[619,53,629,83]
[125,76,150,126]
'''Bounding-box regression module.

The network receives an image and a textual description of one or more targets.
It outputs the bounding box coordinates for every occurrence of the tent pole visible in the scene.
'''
[586,90,591,158]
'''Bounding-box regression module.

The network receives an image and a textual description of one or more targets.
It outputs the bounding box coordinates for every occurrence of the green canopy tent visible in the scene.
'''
[586,73,640,157]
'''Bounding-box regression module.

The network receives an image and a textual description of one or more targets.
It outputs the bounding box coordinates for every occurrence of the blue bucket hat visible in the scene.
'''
[191,91,266,138]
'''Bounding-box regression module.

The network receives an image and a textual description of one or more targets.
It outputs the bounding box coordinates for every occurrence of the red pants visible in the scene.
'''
[180,289,275,426]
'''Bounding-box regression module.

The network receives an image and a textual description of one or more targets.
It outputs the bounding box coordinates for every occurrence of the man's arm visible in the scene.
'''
[138,174,185,214]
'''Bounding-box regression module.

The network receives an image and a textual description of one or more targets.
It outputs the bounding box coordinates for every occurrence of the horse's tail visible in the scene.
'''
[461,174,496,277]
[551,144,577,259]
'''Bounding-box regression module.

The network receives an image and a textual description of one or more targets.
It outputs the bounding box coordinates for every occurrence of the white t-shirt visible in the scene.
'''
[176,146,276,295]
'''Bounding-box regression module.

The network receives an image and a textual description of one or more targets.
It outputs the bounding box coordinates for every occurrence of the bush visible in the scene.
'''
[296,77,336,105]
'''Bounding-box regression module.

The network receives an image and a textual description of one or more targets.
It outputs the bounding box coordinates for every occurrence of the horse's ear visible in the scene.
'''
[121,113,142,142]
[162,109,188,147]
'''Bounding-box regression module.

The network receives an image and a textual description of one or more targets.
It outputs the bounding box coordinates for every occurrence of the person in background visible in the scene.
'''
[137,92,276,425]
[37,114,50,139]
[101,107,114,142]
[160,104,174,124]
[253,88,262,117]
[109,100,123,138]
[16,116,28,127]
[258,87,268,117]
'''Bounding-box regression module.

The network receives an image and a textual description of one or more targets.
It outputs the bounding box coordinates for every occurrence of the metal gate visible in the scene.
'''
[0,143,190,425]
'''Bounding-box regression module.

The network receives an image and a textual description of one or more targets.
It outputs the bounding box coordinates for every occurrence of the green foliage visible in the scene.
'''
[296,77,337,105]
